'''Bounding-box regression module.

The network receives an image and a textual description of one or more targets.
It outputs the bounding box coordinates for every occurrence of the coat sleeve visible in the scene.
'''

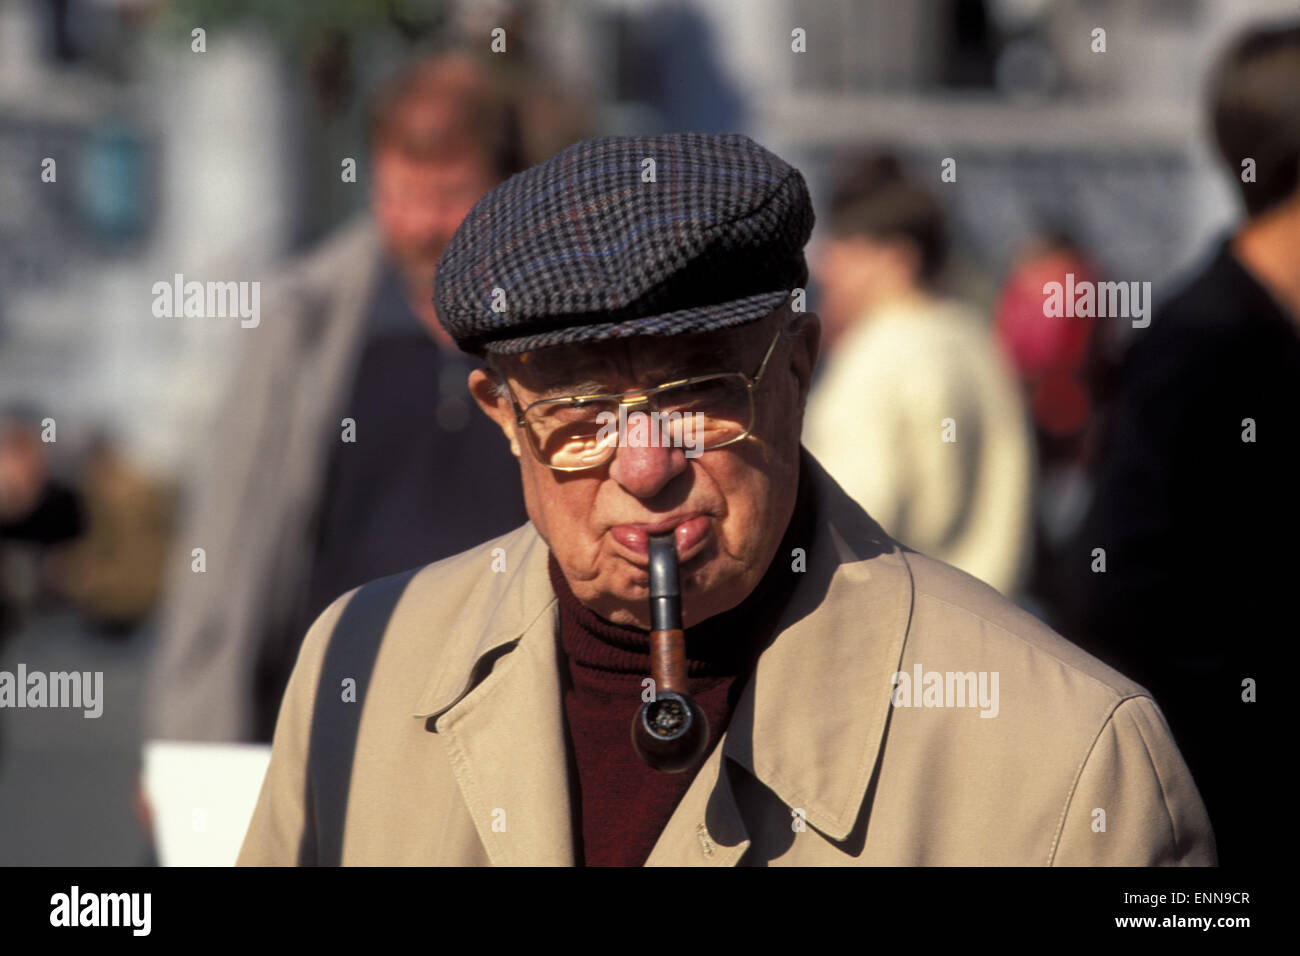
[1050,695,1216,866]
[236,595,348,866]
[143,278,311,744]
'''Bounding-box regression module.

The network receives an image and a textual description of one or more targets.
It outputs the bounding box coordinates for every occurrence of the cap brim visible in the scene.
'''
[477,288,791,357]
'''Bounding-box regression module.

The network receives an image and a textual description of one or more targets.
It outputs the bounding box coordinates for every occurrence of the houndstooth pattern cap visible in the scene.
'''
[433,132,815,357]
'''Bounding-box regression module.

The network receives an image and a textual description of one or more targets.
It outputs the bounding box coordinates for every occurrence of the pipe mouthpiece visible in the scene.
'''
[647,532,681,632]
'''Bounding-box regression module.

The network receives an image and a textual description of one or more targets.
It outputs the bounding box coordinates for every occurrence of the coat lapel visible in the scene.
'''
[642,740,752,866]
[646,454,913,862]
[412,528,576,866]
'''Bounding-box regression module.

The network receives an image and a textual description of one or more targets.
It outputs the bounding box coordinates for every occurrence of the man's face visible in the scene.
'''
[812,233,915,345]
[470,310,820,630]
[0,422,47,521]
[370,144,498,292]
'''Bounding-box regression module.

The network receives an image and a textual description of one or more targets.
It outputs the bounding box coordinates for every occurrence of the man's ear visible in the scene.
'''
[468,368,522,459]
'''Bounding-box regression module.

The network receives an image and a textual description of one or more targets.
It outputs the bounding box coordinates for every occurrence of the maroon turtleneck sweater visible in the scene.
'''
[549,461,817,866]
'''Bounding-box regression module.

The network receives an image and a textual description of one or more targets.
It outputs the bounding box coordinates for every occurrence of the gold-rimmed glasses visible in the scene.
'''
[504,322,785,472]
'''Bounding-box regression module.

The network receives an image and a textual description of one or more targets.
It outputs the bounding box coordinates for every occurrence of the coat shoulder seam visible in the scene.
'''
[910,582,1142,701]
[1046,693,1150,865]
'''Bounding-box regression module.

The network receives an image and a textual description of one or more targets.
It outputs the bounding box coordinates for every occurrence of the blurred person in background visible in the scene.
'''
[993,234,1124,625]
[55,433,176,636]
[144,49,564,749]
[803,153,1033,598]
[0,411,85,640]
[0,411,84,765]
[1069,21,1300,869]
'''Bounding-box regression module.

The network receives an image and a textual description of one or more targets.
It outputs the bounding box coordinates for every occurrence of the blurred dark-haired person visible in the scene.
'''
[1070,22,1300,869]
[144,51,575,751]
[0,414,85,639]
[804,154,1032,598]
[0,414,84,765]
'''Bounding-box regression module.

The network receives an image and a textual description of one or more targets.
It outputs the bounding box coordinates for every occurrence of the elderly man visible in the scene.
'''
[238,133,1214,866]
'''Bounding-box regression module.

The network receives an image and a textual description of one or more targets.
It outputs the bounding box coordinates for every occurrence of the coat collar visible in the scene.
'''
[718,471,912,842]
[410,449,913,864]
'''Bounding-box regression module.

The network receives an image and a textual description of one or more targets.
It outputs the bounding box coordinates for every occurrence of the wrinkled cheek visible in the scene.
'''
[517,464,547,540]
[516,467,592,566]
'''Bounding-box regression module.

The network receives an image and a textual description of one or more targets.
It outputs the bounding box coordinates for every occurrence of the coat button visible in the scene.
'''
[696,823,715,858]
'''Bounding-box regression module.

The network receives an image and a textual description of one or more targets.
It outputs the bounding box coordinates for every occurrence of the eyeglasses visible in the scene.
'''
[505,322,785,472]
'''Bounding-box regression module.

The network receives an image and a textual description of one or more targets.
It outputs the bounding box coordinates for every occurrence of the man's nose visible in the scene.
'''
[406,204,456,243]
[426,204,462,243]
[607,437,689,499]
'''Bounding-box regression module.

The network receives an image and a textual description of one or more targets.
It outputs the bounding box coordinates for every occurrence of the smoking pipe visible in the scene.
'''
[630,532,710,773]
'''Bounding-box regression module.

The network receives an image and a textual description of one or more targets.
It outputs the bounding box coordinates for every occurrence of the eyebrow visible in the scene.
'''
[536,379,611,399]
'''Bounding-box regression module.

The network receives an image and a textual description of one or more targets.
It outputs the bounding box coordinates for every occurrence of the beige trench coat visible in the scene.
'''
[238,452,1215,866]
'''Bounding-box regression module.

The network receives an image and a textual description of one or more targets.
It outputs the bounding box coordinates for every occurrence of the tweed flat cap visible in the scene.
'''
[433,132,814,356]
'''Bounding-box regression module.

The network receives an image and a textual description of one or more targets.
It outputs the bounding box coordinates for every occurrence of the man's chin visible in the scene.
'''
[396,257,446,289]
[605,542,714,591]
[594,554,742,626]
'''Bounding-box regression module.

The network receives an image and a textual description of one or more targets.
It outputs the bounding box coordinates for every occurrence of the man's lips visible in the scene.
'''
[609,513,712,561]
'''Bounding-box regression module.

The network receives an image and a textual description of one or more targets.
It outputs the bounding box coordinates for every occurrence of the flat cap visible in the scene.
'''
[433,132,814,356]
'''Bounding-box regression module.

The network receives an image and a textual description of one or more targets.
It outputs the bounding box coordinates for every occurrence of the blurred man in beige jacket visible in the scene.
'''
[805,153,1032,597]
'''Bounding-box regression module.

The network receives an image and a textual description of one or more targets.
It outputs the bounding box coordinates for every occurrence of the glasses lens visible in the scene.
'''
[523,376,753,470]
[527,399,620,470]
[655,376,752,449]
